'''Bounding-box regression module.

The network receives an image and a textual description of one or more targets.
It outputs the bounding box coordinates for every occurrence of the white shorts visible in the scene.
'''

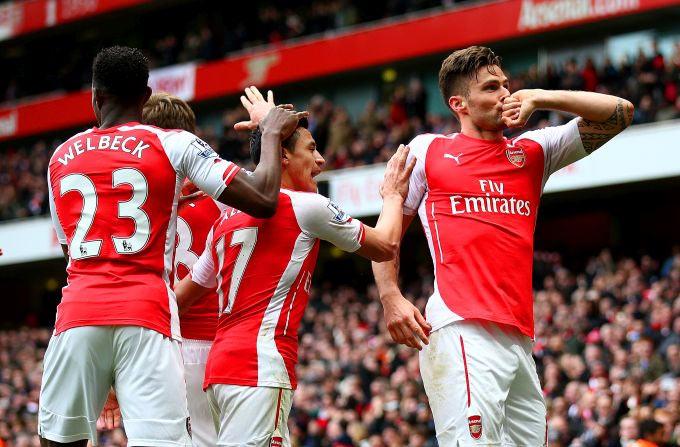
[419,320,547,447]
[182,338,217,447]
[39,326,192,446]
[207,384,292,447]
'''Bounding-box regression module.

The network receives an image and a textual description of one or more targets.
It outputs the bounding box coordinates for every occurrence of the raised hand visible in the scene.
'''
[381,145,416,200]
[501,89,540,128]
[234,86,276,131]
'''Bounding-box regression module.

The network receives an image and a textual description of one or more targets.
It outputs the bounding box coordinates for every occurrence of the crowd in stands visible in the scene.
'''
[1,44,679,222]
[1,247,679,446]
[0,0,446,103]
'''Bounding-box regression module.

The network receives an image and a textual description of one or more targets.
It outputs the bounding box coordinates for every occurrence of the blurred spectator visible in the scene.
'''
[3,47,680,221]
[1,249,679,445]
[631,419,665,447]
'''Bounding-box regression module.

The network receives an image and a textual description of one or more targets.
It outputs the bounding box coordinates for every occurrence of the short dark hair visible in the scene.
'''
[439,46,502,108]
[249,117,309,165]
[639,419,663,439]
[92,46,149,101]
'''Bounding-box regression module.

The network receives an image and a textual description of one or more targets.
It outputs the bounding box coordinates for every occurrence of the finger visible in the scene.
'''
[414,309,432,332]
[251,86,265,101]
[504,96,520,104]
[233,120,254,131]
[393,322,419,349]
[408,319,428,346]
[277,104,294,110]
[502,102,521,112]
[295,111,310,119]
[398,144,410,168]
[403,156,417,178]
[240,95,252,111]
[245,87,259,103]
[267,90,274,105]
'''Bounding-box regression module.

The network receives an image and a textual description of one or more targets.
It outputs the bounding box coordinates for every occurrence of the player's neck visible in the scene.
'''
[281,176,295,191]
[98,107,141,129]
[460,122,504,142]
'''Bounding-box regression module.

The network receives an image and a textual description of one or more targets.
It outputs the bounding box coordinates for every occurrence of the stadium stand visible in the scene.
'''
[1,46,679,222]
[0,249,678,446]
[0,0,446,103]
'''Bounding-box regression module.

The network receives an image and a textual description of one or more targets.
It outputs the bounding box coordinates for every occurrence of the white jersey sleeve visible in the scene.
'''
[289,191,365,253]
[190,228,217,288]
[161,130,241,199]
[515,118,587,189]
[403,134,436,215]
[47,166,67,244]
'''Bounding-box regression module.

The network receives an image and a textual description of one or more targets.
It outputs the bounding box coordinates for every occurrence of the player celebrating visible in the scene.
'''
[140,91,223,446]
[174,100,414,446]
[373,46,634,446]
[40,46,303,447]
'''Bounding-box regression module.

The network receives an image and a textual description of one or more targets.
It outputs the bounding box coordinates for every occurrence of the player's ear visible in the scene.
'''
[142,86,152,104]
[449,95,467,115]
[282,147,290,165]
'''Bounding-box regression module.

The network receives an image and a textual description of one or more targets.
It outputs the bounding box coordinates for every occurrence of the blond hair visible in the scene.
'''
[142,92,196,132]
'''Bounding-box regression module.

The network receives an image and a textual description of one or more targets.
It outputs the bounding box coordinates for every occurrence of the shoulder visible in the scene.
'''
[48,128,95,166]
[118,123,189,145]
[283,190,348,225]
[408,133,444,157]
[512,118,581,149]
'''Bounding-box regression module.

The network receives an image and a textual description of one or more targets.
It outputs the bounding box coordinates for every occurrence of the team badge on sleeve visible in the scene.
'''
[327,200,350,224]
[190,138,217,159]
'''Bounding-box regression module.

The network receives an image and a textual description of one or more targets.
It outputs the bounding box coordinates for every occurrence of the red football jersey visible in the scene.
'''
[404,119,586,337]
[175,193,223,340]
[191,189,365,389]
[48,123,240,340]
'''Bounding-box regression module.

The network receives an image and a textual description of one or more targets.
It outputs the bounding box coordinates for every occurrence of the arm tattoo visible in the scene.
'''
[577,99,634,153]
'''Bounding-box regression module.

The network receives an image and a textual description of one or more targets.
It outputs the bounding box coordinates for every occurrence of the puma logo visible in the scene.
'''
[444,153,463,164]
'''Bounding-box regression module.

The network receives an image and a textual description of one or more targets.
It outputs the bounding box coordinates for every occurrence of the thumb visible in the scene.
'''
[234,121,256,131]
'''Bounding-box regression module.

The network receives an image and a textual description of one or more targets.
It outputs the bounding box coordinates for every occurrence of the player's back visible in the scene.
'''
[175,191,223,341]
[204,190,322,390]
[48,122,237,339]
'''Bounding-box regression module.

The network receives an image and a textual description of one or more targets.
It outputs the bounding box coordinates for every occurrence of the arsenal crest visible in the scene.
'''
[270,437,283,447]
[468,415,483,439]
[505,147,526,168]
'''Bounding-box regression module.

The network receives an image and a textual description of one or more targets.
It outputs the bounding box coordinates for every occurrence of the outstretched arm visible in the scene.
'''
[175,275,211,315]
[502,89,634,153]
[355,145,415,262]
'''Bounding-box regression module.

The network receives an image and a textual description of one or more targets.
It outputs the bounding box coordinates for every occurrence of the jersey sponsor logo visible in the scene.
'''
[270,437,283,447]
[327,200,350,224]
[505,146,526,168]
[190,138,217,159]
[450,179,532,217]
[443,152,464,164]
[468,415,482,439]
